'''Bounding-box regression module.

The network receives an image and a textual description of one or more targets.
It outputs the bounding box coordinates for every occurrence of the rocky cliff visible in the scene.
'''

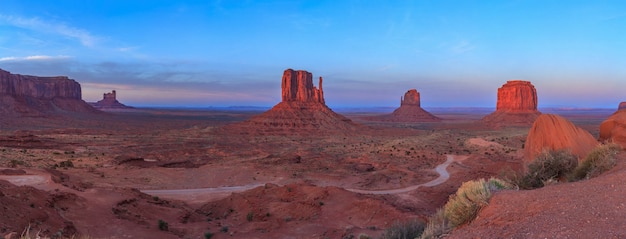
[0,68,96,116]
[482,80,541,127]
[524,114,598,163]
[368,89,441,122]
[90,90,133,109]
[223,69,361,134]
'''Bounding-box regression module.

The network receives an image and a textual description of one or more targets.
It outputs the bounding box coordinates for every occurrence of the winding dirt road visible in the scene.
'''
[0,155,464,204]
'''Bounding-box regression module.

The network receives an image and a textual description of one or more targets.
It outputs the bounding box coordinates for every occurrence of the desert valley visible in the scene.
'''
[1,68,625,239]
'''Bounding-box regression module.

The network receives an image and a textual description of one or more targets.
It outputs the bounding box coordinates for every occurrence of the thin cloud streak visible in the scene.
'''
[0,14,98,47]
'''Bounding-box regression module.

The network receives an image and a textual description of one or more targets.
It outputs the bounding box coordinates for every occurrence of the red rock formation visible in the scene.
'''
[599,110,626,149]
[281,69,324,104]
[482,80,541,127]
[224,69,360,134]
[619,102,626,111]
[0,68,97,116]
[91,90,133,109]
[524,114,598,163]
[368,89,441,122]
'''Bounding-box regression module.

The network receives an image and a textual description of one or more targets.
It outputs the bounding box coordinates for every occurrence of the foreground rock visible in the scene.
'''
[524,114,598,163]
[482,80,541,127]
[599,110,626,149]
[369,89,441,122]
[90,90,133,110]
[224,69,361,134]
[0,68,97,116]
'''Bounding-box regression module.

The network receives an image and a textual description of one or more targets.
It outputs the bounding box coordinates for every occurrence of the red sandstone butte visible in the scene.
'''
[524,114,598,164]
[619,102,626,111]
[223,69,361,134]
[482,80,541,127]
[0,68,97,116]
[91,90,133,109]
[370,89,441,122]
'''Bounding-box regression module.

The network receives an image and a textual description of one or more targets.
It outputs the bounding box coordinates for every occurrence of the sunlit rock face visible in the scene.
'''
[373,89,440,122]
[222,69,361,134]
[524,114,598,164]
[0,68,97,116]
[599,110,626,149]
[0,68,82,99]
[482,80,541,127]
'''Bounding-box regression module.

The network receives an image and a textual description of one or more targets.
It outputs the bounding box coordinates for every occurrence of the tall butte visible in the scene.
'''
[481,80,541,127]
[0,68,97,116]
[224,69,360,134]
[371,89,440,122]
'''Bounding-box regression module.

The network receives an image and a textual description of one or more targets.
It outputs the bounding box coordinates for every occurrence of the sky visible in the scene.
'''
[0,0,625,108]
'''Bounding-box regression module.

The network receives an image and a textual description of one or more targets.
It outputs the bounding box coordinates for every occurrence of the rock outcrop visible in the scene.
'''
[368,89,441,122]
[223,69,361,134]
[0,68,96,116]
[90,90,133,109]
[619,102,626,111]
[524,114,598,163]
[482,80,541,127]
[599,110,626,149]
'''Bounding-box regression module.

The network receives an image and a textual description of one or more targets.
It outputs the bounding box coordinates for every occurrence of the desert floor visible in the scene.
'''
[0,107,613,239]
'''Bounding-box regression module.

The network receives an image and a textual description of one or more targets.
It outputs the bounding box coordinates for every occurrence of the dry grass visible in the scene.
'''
[571,143,622,180]
[515,149,577,189]
[420,178,512,239]
[379,219,425,239]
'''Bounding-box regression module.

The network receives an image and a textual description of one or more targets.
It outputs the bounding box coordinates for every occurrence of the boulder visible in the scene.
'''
[599,110,626,149]
[524,114,598,163]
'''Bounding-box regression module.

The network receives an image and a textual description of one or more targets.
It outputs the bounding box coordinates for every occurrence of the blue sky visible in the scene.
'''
[0,0,625,108]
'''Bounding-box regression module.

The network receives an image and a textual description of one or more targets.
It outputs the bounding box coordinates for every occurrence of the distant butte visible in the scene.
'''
[223,69,361,134]
[369,89,441,122]
[481,80,541,127]
[619,102,626,111]
[90,90,133,110]
[0,68,97,116]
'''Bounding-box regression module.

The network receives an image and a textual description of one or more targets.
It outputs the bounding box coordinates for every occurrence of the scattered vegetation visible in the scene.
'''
[204,231,214,239]
[220,226,229,233]
[571,143,622,180]
[511,150,577,189]
[379,219,425,239]
[246,212,254,222]
[157,219,169,231]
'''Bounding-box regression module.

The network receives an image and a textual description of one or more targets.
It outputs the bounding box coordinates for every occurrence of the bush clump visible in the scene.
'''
[516,149,577,189]
[571,143,622,180]
[420,178,512,239]
[379,219,425,239]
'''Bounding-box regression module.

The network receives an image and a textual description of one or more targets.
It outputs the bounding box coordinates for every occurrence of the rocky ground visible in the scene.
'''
[0,107,613,239]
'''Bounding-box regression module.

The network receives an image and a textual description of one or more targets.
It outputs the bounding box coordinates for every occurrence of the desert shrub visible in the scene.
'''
[204,231,214,239]
[246,212,254,222]
[517,149,577,189]
[58,160,74,168]
[420,178,512,239]
[443,179,491,228]
[571,143,622,180]
[157,219,169,231]
[379,219,425,239]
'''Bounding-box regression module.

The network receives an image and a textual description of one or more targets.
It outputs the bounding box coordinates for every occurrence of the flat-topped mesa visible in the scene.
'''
[400,89,420,106]
[0,68,81,99]
[619,102,626,111]
[496,80,538,112]
[281,69,324,104]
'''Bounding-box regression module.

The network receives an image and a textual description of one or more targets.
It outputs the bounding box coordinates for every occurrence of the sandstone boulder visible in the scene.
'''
[482,80,541,127]
[524,114,598,163]
[599,110,626,149]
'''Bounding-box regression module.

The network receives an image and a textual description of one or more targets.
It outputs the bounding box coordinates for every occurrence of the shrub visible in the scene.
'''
[420,209,447,239]
[246,212,254,222]
[379,219,425,239]
[517,149,577,189]
[204,232,214,239]
[571,143,622,180]
[157,219,169,231]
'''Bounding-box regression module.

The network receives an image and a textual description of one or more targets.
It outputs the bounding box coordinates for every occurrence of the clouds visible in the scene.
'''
[0,55,71,62]
[0,14,98,47]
